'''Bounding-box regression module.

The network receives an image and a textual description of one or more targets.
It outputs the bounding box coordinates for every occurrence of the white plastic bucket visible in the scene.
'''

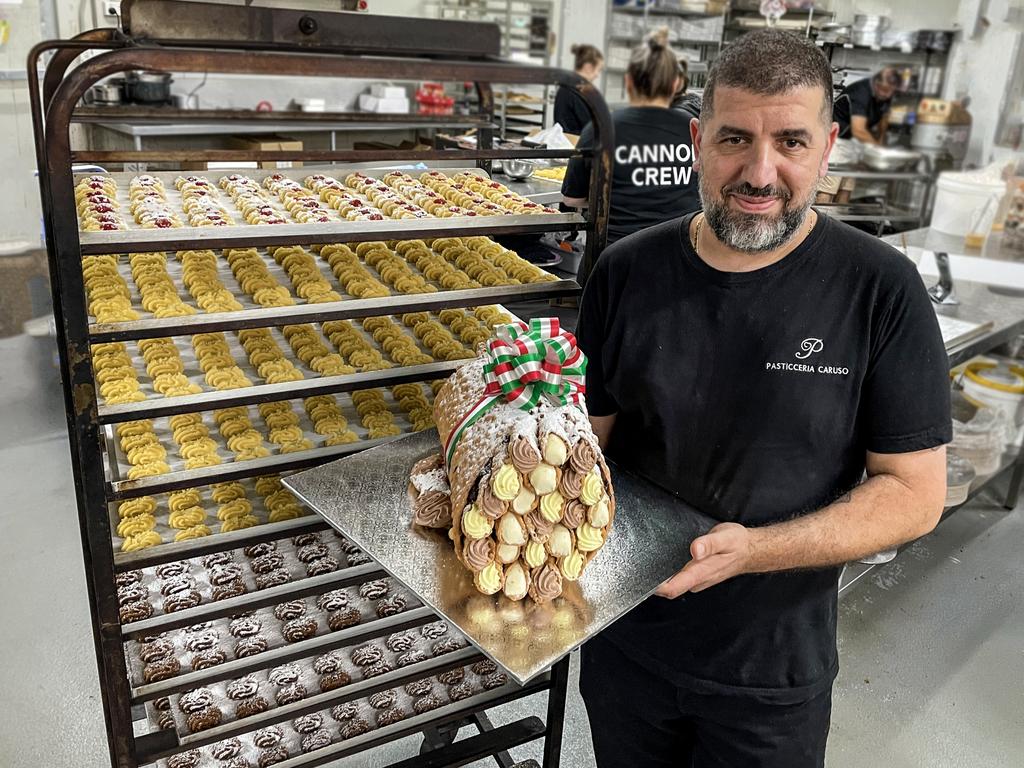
[962,362,1024,445]
[931,172,1005,237]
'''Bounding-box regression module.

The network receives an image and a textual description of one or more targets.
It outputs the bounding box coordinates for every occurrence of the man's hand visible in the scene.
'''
[654,522,754,598]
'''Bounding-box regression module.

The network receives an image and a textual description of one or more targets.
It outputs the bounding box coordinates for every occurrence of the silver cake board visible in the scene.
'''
[283,429,715,685]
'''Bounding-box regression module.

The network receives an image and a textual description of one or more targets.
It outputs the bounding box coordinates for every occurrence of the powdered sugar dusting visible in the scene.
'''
[411,468,450,495]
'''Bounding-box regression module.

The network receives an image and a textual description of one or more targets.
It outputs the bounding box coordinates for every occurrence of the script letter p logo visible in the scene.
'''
[795,338,824,360]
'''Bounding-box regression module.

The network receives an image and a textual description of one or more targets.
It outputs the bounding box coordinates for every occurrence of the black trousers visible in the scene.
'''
[579,635,832,768]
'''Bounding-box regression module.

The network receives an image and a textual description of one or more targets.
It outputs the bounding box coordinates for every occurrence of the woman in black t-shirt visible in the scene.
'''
[554,44,604,136]
[562,28,701,279]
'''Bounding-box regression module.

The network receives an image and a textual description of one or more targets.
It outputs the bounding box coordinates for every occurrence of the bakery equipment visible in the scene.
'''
[859,144,921,172]
[86,79,125,105]
[126,70,173,104]
[27,1,613,766]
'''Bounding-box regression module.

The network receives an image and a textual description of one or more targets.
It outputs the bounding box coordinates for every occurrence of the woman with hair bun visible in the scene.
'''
[562,28,700,279]
[555,44,605,135]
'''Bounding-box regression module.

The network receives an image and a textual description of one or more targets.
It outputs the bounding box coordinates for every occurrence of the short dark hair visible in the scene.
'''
[571,43,603,72]
[702,30,833,125]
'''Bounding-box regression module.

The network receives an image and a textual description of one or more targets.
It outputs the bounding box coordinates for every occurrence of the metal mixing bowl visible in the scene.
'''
[501,159,536,180]
[860,144,922,172]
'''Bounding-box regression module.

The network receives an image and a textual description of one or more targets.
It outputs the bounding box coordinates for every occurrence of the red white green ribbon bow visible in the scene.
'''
[443,318,586,467]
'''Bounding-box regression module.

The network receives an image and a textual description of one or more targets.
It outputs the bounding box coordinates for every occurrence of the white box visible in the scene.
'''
[358,93,411,113]
[370,84,407,99]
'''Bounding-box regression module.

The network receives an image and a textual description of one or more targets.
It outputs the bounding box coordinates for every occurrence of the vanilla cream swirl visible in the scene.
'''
[580,468,605,506]
[491,464,522,501]
[576,522,604,552]
[461,504,492,539]
[560,550,585,581]
[539,490,565,524]
[474,562,502,595]
[524,539,547,568]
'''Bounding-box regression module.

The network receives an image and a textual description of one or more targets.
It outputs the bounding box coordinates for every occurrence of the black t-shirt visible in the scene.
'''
[834,77,891,138]
[576,212,951,702]
[553,86,591,136]
[563,105,700,243]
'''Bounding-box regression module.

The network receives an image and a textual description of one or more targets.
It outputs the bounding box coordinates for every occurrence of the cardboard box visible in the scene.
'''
[226,134,304,169]
[370,84,407,100]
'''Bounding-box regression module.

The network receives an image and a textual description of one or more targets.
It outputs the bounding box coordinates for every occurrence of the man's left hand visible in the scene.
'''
[654,522,755,598]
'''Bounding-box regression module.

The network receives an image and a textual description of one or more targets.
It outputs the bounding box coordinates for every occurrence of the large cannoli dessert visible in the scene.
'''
[410,318,614,603]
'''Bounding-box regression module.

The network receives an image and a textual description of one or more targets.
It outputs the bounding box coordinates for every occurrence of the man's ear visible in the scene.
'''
[690,116,702,172]
[819,121,840,178]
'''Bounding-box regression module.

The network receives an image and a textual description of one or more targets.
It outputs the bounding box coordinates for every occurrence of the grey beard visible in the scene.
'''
[699,176,813,254]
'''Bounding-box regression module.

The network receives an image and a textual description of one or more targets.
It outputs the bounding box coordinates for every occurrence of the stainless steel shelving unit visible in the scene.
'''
[29,2,612,767]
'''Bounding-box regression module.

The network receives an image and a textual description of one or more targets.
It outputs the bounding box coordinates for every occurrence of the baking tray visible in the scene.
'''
[283,428,716,684]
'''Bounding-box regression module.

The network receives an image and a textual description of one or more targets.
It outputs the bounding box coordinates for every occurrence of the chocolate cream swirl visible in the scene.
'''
[413,491,452,528]
[562,499,586,529]
[558,468,583,500]
[463,537,495,571]
[509,435,540,474]
[478,480,507,519]
[530,563,563,602]
[569,439,597,474]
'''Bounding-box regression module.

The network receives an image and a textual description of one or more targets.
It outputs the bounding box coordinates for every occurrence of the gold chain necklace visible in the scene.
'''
[692,211,815,257]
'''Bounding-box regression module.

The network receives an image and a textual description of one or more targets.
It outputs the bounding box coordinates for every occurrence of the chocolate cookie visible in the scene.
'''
[296,543,329,563]
[228,615,262,638]
[275,683,306,705]
[155,561,189,579]
[186,705,222,732]
[312,651,343,675]
[210,737,243,760]
[167,750,201,768]
[143,657,181,683]
[235,695,269,719]
[404,679,433,697]
[160,574,197,596]
[183,630,219,653]
[178,688,214,713]
[396,650,427,668]
[243,541,277,558]
[340,717,371,739]
[315,590,349,612]
[368,689,396,710]
[191,648,226,670]
[253,725,284,748]
[358,579,389,600]
[117,583,148,606]
[234,636,268,658]
[250,553,284,574]
[483,671,508,690]
[153,696,171,711]
[120,601,153,624]
[183,621,213,633]
[201,551,235,569]
[115,570,143,588]
[305,556,339,577]
[291,532,322,547]
[470,660,498,676]
[280,618,315,638]
[330,702,359,721]
[222,759,252,768]
[327,608,361,631]
[436,667,464,685]
[375,594,407,618]
[334,535,360,553]
[292,713,322,734]
[139,638,174,664]
[157,710,176,730]
[257,746,289,767]
[447,681,475,701]
[301,729,331,753]
[413,693,444,714]
[346,551,373,566]
[420,621,448,639]
[385,632,415,653]
[268,663,301,686]
[376,707,406,727]
[431,637,464,657]
[350,643,383,667]
[319,671,352,692]
[273,600,306,621]
[226,676,260,700]
[208,562,243,586]
[212,579,247,601]
[255,570,289,590]
[362,661,393,679]
[163,589,202,613]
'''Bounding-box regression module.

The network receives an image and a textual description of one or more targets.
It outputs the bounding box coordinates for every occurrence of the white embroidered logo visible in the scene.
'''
[795,338,824,360]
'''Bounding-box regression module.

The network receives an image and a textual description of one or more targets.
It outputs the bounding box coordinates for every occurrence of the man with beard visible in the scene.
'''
[575,30,950,768]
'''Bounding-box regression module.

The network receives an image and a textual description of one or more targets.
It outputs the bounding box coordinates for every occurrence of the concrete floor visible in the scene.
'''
[1,331,1022,768]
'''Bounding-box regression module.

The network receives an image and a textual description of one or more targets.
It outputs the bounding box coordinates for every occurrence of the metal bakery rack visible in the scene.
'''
[29,2,612,767]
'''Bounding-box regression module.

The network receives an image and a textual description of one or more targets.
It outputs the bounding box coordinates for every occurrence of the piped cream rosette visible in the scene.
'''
[411,318,614,603]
